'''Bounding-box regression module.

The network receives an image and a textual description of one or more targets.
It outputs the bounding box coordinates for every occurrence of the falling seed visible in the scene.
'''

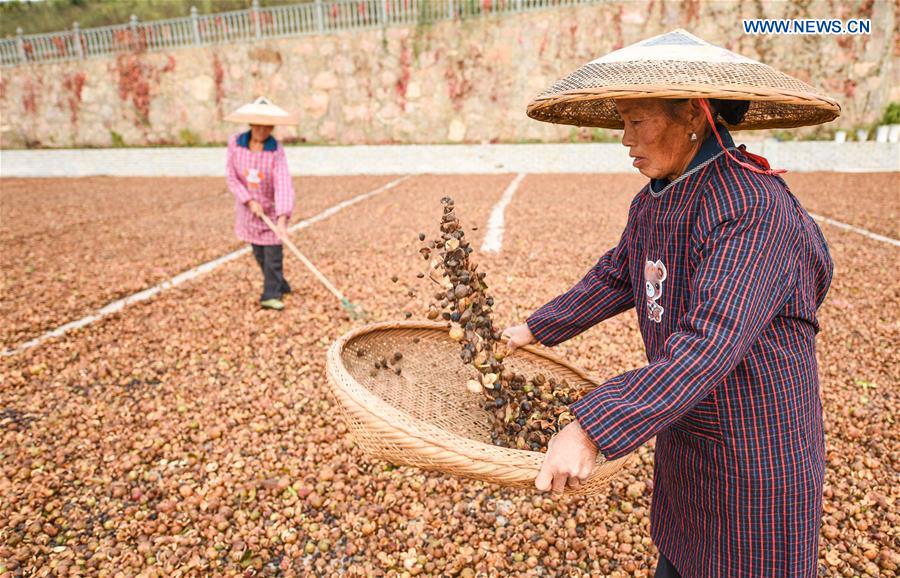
[391,276,398,283]
[417,195,577,452]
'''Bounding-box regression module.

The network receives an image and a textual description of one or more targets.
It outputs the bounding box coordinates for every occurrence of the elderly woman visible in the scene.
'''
[503,30,840,578]
[224,97,297,311]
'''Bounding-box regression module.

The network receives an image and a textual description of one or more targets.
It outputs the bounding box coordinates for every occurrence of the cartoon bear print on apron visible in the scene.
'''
[644,259,667,323]
[245,168,264,191]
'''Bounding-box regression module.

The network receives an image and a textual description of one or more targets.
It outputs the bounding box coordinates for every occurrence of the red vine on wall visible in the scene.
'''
[395,39,411,111]
[62,72,86,125]
[115,54,175,127]
[444,59,473,112]
[213,53,225,116]
[22,77,39,115]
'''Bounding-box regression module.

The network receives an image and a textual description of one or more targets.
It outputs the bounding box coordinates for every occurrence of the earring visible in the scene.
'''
[690,132,698,142]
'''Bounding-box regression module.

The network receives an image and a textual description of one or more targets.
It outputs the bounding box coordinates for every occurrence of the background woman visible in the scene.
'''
[224,96,297,311]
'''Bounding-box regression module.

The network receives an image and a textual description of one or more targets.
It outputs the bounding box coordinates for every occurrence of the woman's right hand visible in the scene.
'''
[502,323,535,353]
[246,200,264,218]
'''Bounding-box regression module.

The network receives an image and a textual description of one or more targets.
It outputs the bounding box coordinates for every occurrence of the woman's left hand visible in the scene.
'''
[501,323,535,353]
[535,421,599,494]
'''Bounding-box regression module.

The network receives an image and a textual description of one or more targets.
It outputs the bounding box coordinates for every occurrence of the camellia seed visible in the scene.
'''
[415,196,578,452]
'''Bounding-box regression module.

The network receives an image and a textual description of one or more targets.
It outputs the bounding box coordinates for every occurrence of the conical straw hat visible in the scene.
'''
[527,29,840,130]
[224,96,298,126]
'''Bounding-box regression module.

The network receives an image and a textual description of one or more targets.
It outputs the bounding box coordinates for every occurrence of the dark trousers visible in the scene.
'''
[654,554,683,578]
[252,244,291,301]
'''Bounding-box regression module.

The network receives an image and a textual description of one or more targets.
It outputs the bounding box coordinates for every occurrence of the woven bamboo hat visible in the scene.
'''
[224,96,298,126]
[527,29,840,130]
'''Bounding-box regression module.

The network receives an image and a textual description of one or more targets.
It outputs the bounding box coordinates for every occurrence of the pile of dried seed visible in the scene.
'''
[418,197,580,451]
[2,175,896,576]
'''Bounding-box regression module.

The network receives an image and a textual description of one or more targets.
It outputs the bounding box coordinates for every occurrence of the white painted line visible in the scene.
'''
[2,175,412,357]
[481,173,526,253]
[810,212,900,248]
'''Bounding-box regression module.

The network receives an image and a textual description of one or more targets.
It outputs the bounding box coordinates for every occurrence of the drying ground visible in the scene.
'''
[1,173,897,577]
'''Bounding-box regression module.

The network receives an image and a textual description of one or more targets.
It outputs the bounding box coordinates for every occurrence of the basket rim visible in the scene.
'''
[326,320,630,488]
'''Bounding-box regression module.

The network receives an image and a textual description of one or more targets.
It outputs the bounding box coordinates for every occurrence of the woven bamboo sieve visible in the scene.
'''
[326,321,633,496]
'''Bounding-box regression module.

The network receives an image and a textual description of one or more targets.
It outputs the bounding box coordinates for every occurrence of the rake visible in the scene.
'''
[259,213,365,319]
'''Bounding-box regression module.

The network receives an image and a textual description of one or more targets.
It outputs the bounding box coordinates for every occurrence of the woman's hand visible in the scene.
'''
[501,323,535,353]
[246,200,264,218]
[276,215,289,239]
[535,421,598,494]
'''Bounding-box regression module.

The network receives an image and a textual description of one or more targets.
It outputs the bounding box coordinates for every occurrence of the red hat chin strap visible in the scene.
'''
[698,98,786,176]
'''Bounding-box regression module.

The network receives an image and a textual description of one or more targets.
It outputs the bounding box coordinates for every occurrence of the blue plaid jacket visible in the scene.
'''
[527,128,833,577]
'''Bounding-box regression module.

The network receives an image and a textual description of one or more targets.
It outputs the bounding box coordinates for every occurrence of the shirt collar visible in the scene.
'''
[237,130,278,152]
[649,123,734,194]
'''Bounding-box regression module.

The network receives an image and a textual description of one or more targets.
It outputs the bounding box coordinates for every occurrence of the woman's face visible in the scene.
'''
[615,99,703,181]
[250,124,274,142]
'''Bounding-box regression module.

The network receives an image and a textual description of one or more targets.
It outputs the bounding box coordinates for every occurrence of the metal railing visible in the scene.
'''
[1,0,597,67]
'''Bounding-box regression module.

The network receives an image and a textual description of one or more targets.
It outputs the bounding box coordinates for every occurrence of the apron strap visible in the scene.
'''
[698,98,787,176]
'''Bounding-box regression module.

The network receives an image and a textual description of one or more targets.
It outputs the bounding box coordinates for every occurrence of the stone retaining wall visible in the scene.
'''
[0,1,896,148]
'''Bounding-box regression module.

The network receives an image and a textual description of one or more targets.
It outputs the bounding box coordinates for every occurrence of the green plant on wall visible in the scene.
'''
[412,9,433,61]
[109,130,125,147]
[590,128,620,143]
[179,128,202,147]
[798,125,835,142]
[769,130,795,142]
[881,101,900,125]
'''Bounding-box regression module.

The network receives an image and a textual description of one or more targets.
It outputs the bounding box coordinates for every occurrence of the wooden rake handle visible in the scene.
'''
[259,213,347,303]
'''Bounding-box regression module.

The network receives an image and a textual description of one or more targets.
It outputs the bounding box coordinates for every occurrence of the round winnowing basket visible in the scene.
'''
[326,321,633,495]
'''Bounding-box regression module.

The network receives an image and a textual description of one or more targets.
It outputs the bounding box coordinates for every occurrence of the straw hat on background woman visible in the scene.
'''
[224,97,298,311]
[502,29,839,578]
